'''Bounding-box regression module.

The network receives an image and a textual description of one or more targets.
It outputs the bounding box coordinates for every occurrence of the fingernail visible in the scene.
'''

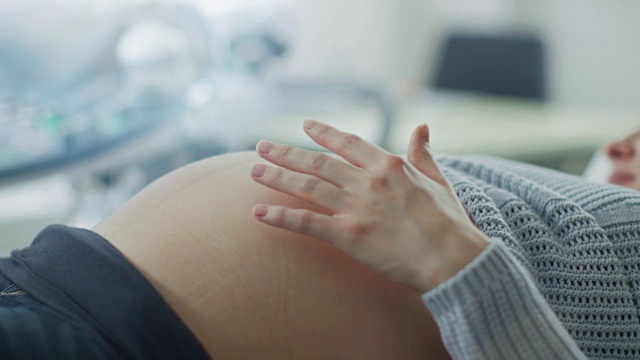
[257,141,275,155]
[252,164,266,178]
[420,124,429,142]
[303,119,316,131]
[254,205,268,217]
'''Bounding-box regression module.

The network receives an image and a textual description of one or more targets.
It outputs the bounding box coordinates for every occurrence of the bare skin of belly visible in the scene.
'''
[93,151,451,360]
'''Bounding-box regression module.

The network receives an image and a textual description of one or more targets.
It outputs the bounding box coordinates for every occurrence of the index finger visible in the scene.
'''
[303,120,388,168]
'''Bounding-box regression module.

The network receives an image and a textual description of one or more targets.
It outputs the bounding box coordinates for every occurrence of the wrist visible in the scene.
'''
[415,227,490,293]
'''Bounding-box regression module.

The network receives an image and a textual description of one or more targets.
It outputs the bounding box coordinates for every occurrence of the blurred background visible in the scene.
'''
[1,0,639,254]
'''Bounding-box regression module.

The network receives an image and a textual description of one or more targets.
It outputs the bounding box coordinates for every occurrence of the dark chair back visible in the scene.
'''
[431,33,546,100]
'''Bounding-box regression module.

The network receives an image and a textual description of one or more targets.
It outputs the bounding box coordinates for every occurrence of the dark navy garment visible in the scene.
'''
[0,271,112,360]
[0,225,210,360]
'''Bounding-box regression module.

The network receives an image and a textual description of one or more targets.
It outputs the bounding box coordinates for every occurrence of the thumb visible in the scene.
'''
[407,124,445,183]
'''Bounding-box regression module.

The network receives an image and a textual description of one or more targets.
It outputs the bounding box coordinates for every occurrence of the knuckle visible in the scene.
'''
[269,167,283,183]
[308,153,328,171]
[316,124,331,140]
[277,145,293,162]
[339,134,362,150]
[301,176,320,194]
[296,211,312,232]
[365,174,389,191]
[345,220,369,241]
[383,154,405,169]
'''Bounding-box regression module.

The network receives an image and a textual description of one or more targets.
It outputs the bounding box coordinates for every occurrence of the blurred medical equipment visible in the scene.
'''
[0,1,220,244]
[0,0,397,247]
[0,2,214,186]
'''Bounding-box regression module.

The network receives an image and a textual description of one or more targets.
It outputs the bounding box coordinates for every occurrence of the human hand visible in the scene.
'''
[250,120,489,293]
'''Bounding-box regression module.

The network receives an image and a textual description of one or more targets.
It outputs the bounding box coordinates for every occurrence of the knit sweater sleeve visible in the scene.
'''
[421,239,588,360]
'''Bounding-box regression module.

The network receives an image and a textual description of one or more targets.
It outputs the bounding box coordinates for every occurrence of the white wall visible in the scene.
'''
[283,0,437,87]
[535,0,640,107]
[282,0,640,108]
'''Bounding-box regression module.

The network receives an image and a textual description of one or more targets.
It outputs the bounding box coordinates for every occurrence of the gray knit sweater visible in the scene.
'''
[422,156,640,360]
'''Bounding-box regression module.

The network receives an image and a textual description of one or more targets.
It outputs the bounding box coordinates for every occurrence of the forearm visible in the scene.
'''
[422,239,587,360]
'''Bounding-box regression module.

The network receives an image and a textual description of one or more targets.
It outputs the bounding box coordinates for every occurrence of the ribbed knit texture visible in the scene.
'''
[422,155,640,360]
